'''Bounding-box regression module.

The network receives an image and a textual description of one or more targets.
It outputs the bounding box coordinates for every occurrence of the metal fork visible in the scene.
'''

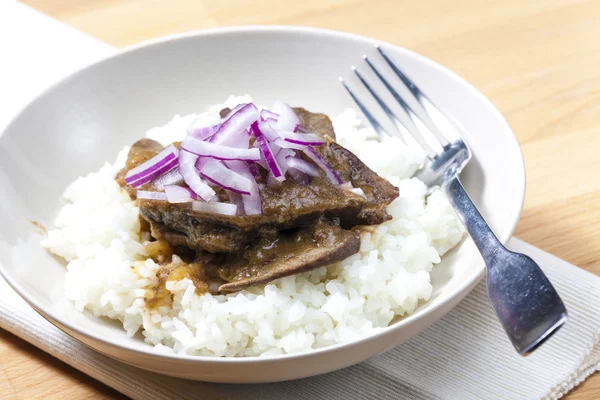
[340,45,567,355]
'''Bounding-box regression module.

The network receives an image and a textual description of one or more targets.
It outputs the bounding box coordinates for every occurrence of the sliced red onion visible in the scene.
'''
[261,120,282,141]
[151,168,184,190]
[187,112,221,139]
[125,144,179,187]
[288,168,309,185]
[224,160,262,215]
[192,201,238,216]
[297,125,308,133]
[222,103,247,121]
[272,137,307,150]
[128,157,179,188]
[178,150,215,201]
[247,162,261,179]
[272,101,300,132]
[275,147,294,175]
[181,137,259,161]
[253,121,285,182]
[260,109,279,120]
[200,159,253,195]
[195,156,208,172]
[350,187,367,198]
[224,160,250,176]
[189,124,220,141]
[211,125,250,149]
[210,103,259,145]
[287,157,320,177]
[303,146,342,185]
[279,131,325,146]
[137,191,168,201]
[164,185,198,203]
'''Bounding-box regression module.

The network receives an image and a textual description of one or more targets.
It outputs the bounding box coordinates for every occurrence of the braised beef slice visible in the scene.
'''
[295,106,397,223]
[318,143,399,225]
[293,107,336,141]
[146,204,257,253]
[217,218,360,291]
[139,176,364,252]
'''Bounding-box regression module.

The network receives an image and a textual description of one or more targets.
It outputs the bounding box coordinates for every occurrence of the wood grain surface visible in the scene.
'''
[2,0,598,398]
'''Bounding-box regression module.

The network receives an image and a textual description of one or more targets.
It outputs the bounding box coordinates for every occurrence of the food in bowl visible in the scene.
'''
[42,95,465,357]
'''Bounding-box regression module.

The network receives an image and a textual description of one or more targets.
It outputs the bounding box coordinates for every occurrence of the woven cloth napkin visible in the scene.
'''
[1,3,599,399]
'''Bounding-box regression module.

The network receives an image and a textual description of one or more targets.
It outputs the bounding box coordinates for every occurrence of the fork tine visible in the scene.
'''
[352,67,428,154]
[362,55,446,155]
[377,45,460,144]
[338,77,386,141]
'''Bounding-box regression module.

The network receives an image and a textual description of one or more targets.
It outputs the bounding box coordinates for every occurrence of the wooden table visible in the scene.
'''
[2,0,598,398]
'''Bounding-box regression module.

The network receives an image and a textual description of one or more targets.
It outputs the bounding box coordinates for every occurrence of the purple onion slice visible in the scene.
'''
[200,159,253,195]
[125,144,179,187]
[272,101,300,132]
[178,150,215,201]
[252,121,285,182]
[181,137,260,161]
[187,112,222,140]
[210,103,259,145]
[278,131,326,146]
[302,145,342,185]
[287,157,320,177]
[224,160,262,215]
[164,185,198,203]
[136,191,168,201]
[260,109,279,120]
[192,201,238,216]
[151,168,184,190]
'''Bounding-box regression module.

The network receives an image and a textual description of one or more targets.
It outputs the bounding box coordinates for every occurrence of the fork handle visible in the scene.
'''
[443,177,502,259]
[443,176,567,354]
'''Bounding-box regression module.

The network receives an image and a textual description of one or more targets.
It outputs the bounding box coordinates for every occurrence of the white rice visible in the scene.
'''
[42,96,465,357]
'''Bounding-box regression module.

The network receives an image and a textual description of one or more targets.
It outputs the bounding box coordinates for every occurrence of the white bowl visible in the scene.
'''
[0,26,525,382]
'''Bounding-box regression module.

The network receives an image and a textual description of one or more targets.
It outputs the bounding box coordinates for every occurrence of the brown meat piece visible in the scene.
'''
[318,143,398,225]
[217,218,360,291]
[219,108,231,119]
[293,107,336,141]
[139,177,364,252]
[146,219,360,295]
[149,213,252,253]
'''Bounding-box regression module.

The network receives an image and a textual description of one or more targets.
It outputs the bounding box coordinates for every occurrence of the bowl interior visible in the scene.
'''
[0,27,525,360]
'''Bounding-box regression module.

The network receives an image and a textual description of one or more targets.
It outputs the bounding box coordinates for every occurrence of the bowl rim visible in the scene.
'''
[0,25,526,364]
